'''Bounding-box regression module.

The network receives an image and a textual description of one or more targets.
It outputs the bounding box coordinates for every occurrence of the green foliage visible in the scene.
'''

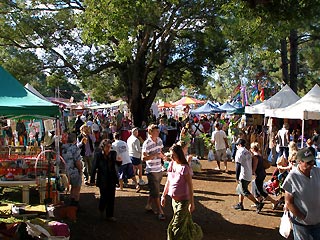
[80,0,229,125]
[200,133,215,151]
[1,0,320,124]
[216,0,320,99]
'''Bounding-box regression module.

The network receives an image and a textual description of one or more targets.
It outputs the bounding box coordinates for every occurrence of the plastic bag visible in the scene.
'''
[279,211,292,238]
[276,144,280,153]
[190,157,202,172]
[208,150,215,162]
[226,148,232,159]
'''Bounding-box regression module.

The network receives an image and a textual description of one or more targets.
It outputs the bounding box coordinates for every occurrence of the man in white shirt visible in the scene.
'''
[282,148,320,239]
[211,122,229,172]
[277,123,290,159]
[112,132,140,192]
[127,127,145,185]
[233,138,264,213]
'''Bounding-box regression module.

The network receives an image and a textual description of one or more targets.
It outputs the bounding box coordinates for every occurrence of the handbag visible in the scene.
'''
[279,211,292,238]
[262,156,271,169]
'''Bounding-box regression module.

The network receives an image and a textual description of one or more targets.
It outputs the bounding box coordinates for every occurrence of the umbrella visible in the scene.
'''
[171,96,204,106]
[158,102,174,109]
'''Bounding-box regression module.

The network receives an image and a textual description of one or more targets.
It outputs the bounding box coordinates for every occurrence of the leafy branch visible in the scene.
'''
[200,133,215,151]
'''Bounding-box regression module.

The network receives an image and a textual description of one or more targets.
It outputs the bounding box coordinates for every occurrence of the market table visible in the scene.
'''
[0,180,37,204]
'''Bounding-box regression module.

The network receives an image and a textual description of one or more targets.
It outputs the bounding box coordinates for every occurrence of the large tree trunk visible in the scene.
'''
[289,29,298,93]
[280,38,289,85]
[121,62,158,128]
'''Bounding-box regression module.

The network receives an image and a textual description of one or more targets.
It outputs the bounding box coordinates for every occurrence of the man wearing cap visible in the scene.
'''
[127,127,145,185]
[282,148,320,239]
[233,138,264,213]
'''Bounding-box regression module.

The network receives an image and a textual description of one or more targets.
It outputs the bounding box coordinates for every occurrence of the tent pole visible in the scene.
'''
[263,116,266,156]
[301,119,305,149]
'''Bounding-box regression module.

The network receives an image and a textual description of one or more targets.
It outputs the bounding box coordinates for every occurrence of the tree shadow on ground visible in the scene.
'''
[193,169,236,183]
[69,190,288,240]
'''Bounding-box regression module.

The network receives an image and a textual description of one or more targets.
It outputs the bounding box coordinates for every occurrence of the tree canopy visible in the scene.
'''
[1,0,320,125]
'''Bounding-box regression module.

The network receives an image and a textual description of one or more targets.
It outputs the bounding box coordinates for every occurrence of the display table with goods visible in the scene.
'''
[0,150,72,240]
[0,66,70,239]
[0,203,71,239]
[0,145,64,205]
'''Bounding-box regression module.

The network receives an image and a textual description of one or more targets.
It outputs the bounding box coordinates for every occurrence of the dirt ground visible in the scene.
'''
[68,160,291,240]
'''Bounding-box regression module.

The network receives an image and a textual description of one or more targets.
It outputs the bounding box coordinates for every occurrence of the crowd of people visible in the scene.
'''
[58,109,320,240]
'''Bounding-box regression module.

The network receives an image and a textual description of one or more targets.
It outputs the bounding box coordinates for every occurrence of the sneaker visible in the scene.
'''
[233,203,244,210]
[139,179,146,186]
[256,202,264,213]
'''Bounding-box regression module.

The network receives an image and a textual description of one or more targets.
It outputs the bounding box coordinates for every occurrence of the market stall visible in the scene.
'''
[0,66,60,204]
[265,84,320,147]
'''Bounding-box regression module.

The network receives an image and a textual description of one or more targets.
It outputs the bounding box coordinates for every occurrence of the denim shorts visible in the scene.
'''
[69,171,82,187]
[118,163,135,180]
[130,156,141,166]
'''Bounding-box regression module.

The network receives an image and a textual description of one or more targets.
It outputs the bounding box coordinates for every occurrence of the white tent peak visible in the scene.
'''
[266,84,320,120]
[245,84,300,114]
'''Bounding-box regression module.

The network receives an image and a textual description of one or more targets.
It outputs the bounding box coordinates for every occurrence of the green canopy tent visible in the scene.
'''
[0,66,60,119]
[0,66,61,204]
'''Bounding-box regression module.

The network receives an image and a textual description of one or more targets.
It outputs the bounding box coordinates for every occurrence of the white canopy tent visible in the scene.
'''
[245,85,300,114]
[265,84,320,147]
[265,84,320,120]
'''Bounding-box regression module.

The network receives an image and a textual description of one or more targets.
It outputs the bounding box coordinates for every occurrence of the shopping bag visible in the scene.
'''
[226,148,232,159]
[279,211,292,238]
[276,144,280,153]
[208,150,215,162]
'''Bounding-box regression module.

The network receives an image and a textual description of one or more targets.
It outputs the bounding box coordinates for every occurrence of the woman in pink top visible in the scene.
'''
[161,144,203,240]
